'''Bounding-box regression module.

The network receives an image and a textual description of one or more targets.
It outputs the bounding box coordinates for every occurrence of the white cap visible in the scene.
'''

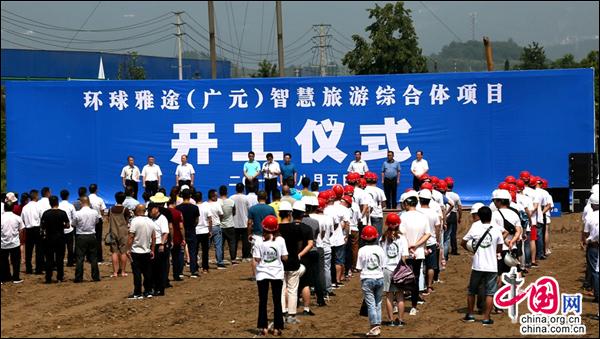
[590,193,599,205]
[470,202,484,214]
[418,189,432,200]
[404,190,419,201]
[399,193,407,203]
[492,189,511,200]
[279,201,293,211]
[5,192,17,203]
[293,201,306,212]
[591,184,599,196]
[180,185,190,191]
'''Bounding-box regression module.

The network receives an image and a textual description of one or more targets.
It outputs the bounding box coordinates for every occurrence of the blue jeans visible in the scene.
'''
[186,235,199,275]
[536,223,545,259]
[443,229,451,261]
[524,231,532,267]
[371,217,383,238]
[586,246,599,291]
[361,278,384,326]
[212,225,224,265]
[323,249,332,293]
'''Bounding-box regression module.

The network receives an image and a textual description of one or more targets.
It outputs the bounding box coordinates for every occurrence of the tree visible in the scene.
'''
[504,59,510,71]
[551,53,579,69]
[518,41,548,70]
[251,59,277,78]
[342,2,427,74]
[117,52,146,80]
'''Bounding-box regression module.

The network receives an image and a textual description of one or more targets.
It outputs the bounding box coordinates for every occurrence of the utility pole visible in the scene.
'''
[311,24,331,76]
[276,1,284,77]
[174,11,184,80]
[208,1,217,79]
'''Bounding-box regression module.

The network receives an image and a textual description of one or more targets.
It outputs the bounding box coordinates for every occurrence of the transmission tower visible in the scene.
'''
[311,24,332,76]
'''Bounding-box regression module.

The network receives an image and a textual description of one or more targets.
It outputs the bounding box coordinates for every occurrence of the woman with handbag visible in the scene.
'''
[380,214,409,327]
[108,192,132,278]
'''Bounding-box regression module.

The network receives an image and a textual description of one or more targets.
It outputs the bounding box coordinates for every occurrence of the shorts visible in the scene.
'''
[530,225,538,241]
[333,245,345,265]
[110,235,129,254]
[467,270,498,296]
[383,268,401,292]
[424,245,438,270]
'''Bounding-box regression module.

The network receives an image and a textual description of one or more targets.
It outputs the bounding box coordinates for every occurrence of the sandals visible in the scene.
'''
[366,326,381,337]
[110,273,119,278]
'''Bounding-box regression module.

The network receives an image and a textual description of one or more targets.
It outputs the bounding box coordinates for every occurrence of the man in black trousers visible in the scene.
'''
[40,196,70,283]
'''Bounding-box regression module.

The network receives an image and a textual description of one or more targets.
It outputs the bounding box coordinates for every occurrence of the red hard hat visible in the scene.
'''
[327,189,336,201]
[508,184,518,193]
[516,179,525,190]
[520,171,531,180]
[347,172,360,183]
[437,180,448,191]
[385,213,401,227]
[365,171,378,182]
[420,174,431,182]
[332,184,344,198]
[318,191,329,200]
[344,185,354,195]
[510,190,517,202]
[498,182,509,190]
[261,215,279,232]
[318,198,328,210]
[430,176,440,184]
[420,182,433,191]
[361,225,379,241]
[445,176,455,185]
[529,176,538,187]
[342,195,353,206]
[505,176,517,184]
[359,178,367,189]
[541,178,548,189]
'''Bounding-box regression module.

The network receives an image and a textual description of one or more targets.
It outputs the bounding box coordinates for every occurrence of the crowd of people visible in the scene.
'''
[1,152,598,337]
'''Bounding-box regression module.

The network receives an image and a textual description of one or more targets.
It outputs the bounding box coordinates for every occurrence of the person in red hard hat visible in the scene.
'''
[365,172,386,237]
[253,215,288,336]
[520,171,531,184]
[357,225,386,337]
[332,184,344,200]
[380,213,409,327]
[505,176,517,185]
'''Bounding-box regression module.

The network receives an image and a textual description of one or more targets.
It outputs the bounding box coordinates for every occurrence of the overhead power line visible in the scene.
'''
[418,1,463,42]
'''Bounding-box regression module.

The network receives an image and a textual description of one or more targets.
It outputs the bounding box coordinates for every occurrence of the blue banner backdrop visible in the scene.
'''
[6,69,595,205]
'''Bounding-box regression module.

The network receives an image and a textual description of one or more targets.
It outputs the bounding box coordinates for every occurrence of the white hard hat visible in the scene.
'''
[302,196,318,206]
[503,253,520,267]
[591,184,599,196]
[470,203,484,214]
[590,193,599,205]
[404,190,419,200]
[180,185,190,191]
[279,201,293,212]
[492,189,511,200]
[465,239,476,253]
[5,192,17,203]
[418,189,432,200]
[293,201,306,212]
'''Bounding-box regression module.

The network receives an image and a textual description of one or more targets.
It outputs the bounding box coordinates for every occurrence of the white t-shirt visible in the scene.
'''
[231,194,250,229]
[88,193,106,220]
[21,200,41,228]
[253,236,288,281]
[1,212,25,249]
[129,216,156,254]
[262,161,281,180]
[445,191,462,213]
[153,214,169,244]
[347,160,369,175]
[37,197,51,218]
[59,200,76,234]
[247,193,259,208]
[175,163,195,181]
[541,189,554,223]
[380,235,409,271]
[348,201,361,232]
[142,164,162,181]
[585,210,599,244]
[410,159,429,177]
[463,222,504,272]
[196,202,210,235]
[583,203,593,223]
[310,213,334,250]
[324,204,349,247]
[205,200,224,227]
[492,208,521,250]
[364,186,386,218]
[121,165,141,182]
[400,210,430,260]
[523,187,540,225]
[357,244,387,280]
[431,190,444,207]
[417,206,441,246]
[354,187,372,224]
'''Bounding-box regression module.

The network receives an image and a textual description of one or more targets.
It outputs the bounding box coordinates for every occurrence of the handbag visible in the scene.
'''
[391,260,415,286]
[104,232,115,246]
[498,209,517,235]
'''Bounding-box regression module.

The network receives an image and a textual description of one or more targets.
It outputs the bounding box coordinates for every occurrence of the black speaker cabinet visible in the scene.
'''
[569,153,598,189]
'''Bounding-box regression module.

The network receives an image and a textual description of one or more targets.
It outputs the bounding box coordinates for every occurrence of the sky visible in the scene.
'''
[1,1,598,68]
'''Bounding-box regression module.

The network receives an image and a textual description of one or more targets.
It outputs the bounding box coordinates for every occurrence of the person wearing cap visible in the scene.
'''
[491,189,522,279]
[121,155,141,200]
[303,196,327,306]
[522,177,540,267]
[380,213,409,327]
[365,172,386,236]
[417,189,442,295]
[141,155,162,196]
[400,190,431,316]
[324,186,350,290]
[175,154,195,189]
[410,151,429,191]
[539,179,554,256]
[515,180,534,270]
[444,177,462,256]
[356,225,386,337]
[72,196,101,282]
[244,151,261,195]
[261,153,281,203]
[253,215,288,336]
[582,193,599,299]
[381,151,401,209]
[347,172,370,239]
[342,193,360,279]
[348,150,370,177]
[127,204,156,299]
[461,206,504,326]
[311,197,336,298]
[1,201,25,284]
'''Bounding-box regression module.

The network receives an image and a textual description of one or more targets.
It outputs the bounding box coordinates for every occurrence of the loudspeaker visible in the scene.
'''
[571,189,591,213]
[569,153,598,189]
[547,187,570,212]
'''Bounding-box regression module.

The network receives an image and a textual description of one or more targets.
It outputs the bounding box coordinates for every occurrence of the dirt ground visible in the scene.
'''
[1,212,598,338]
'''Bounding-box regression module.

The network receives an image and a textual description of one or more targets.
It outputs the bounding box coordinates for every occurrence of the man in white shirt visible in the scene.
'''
[347,151,369,176]
[364,172,386,236]
[38,187,52,217]
[73,197,101,282]
[175,154,195,188]
[148,201,169,296]
[88,184,107,264]
[21,189,44,274]
[127,204,156,299]
[121,155,141,200]
[1,202,25,283]
[491,189,522,276]
[141,155,162,196]
[231,183,252,261]
[461,206,504,326]
[206,189,225,269]
[261,153,281,204]
[59,189,77,267]
[400,191,431,315]
[194,192,212,273]
[410,151,429,191]
[582,193,599,296]
[417,189,441,295]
